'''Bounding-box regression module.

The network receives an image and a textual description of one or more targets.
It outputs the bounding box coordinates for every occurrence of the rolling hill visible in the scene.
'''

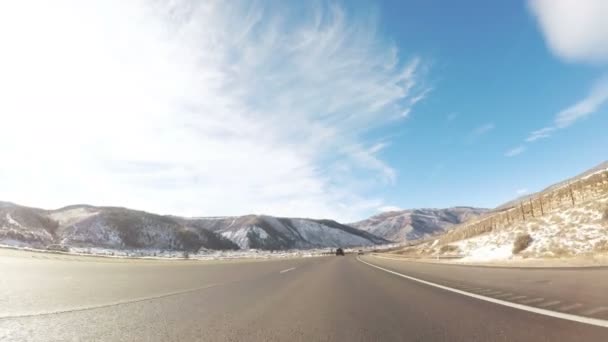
[350,207,488,242]
[0,202,387,252]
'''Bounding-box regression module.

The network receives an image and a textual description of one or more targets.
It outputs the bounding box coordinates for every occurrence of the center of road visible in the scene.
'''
[357,257,608,329]
[279,267,296,274]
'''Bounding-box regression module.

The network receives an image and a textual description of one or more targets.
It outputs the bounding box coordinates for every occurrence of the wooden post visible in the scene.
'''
[539,196,544,216]
[568,182,575,206]
[520,203,526,221]
[529,198,535,218]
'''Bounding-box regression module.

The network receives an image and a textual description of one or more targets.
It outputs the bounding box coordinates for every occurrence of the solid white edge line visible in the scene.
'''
[356,257,608,329]
[279,267,296,274]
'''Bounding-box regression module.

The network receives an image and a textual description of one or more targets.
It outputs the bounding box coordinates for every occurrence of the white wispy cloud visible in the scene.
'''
[377,205,401,212]
[473,123,496,136]
[0,1,427,221]
[505,146,526,157]
[528,0,608,64]
[516,2,608,158]
[525,77,608,142]
[526,127,555,142]
[467,123,495,143]
[554,78,608,128]
[516,188,529,195]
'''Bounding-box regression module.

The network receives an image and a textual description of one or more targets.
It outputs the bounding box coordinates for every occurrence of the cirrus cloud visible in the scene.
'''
[0,1,428,222]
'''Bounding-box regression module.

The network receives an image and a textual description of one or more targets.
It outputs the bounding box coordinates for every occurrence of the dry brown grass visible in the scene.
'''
[549,246,572,257]
[594,240,608,252]
[439,244,460,254]
[512,233,533,254]
[527,222,540,232]
[439,224,492,245]
[550,215,565,224]
[431,171,608,246]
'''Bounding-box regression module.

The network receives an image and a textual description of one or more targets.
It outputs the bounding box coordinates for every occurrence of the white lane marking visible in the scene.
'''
[505,295,527,301]
[520,298,545,305]
[539,300,561,308]
[558,303,583,312]
[486,291,503,297]
[477,289,496,294]
[480,290,503,296]
[583,307,608,316]
[280,267,296,274]
[356,257,608,329]
[494,293,514,298]
[0,283,222,320]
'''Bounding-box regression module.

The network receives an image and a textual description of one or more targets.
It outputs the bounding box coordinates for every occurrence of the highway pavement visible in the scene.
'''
[1,249,607,341]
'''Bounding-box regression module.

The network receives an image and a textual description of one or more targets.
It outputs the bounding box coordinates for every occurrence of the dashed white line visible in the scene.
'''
[357,257,608,329]
[494,293,514,298]
[520,298,545,305]
[583,307,608,316]
[558,303,583,312]
[279,267,296,274]
[484,290,505,296]
[539,300,561,308]
[477,289,496,294]
[506,295,527,301]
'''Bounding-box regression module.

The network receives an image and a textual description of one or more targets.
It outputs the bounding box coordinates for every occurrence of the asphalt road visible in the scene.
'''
[1,250,607,341]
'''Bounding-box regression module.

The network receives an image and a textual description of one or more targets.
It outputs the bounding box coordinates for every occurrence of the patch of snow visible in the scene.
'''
[459,244,513,262]
[221,228,251,249]
[291,219,372,247]
[50,208,99,226]
[5,214,21,227]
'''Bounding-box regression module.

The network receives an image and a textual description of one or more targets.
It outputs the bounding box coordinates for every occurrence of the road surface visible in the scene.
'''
[1,249,607,341]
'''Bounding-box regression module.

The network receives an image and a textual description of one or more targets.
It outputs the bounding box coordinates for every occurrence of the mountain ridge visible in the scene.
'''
[350,206,488,242]
[0,202,388,252]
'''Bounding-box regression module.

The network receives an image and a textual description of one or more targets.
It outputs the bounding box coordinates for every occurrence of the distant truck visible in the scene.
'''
[335,248,345,256]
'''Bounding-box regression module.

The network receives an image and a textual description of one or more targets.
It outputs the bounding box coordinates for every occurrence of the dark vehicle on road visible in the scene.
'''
[335,248,345,256]
[357,250,364,255]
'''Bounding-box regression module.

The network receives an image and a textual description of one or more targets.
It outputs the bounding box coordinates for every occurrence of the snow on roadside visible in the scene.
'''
[446,194,608,262]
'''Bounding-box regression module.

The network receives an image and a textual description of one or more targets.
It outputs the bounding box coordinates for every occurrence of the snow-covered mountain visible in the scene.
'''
[350,207,488,242]
[0,203,239,251]
[0,202,387,251]
[176,215,387,250]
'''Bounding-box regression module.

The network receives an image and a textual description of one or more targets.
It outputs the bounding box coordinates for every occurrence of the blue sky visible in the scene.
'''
[367,0,608,211]
[1,0,607,221]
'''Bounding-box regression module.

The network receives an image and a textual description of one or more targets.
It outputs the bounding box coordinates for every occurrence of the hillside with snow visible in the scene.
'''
[350,207,487,242]
[0,202,387,253]
[391,161,608,262]
[175,215,387,250]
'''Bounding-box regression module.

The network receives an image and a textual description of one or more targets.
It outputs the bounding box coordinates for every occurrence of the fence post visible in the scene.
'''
[568,182,575,206]
[529,198,535,218]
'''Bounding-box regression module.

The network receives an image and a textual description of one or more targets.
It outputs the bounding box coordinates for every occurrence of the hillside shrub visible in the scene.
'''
[439,244,459,254]
[594,240,608,252]
[512,233,533,254]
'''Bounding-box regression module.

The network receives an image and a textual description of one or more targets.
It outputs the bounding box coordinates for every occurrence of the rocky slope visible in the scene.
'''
[175,215,387,250]
[0,202,387,251]
[350,207,488,242]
